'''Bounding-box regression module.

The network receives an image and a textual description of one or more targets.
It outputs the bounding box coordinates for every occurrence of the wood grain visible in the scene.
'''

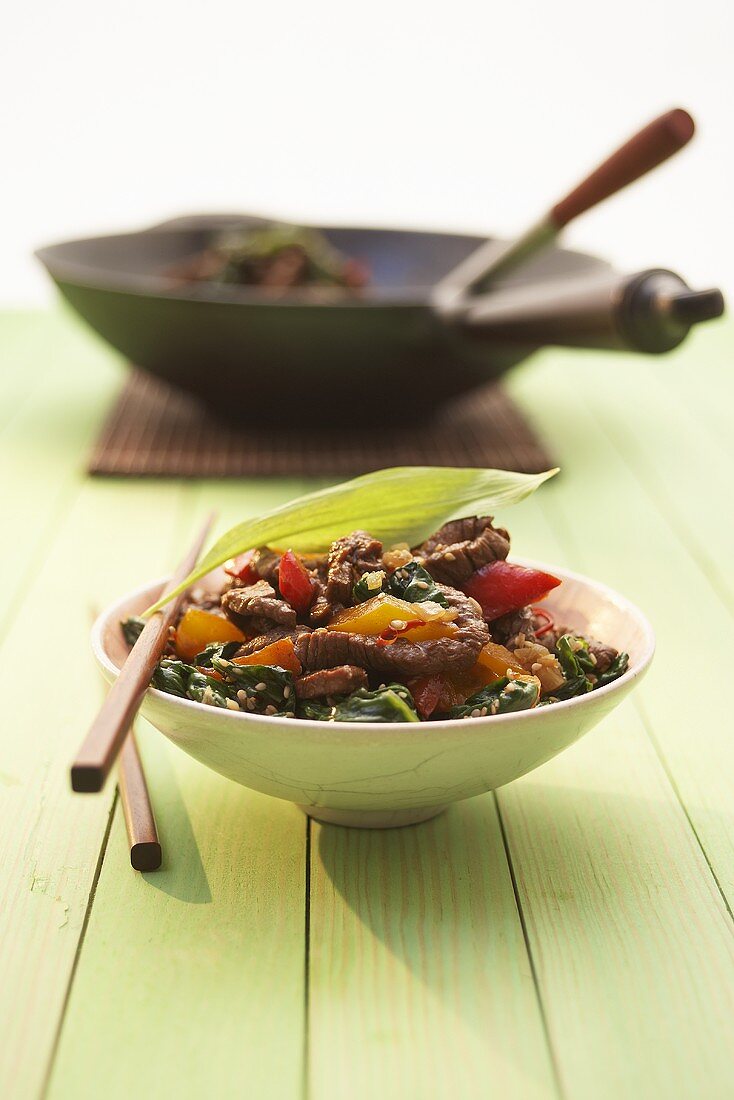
[3,307,734,1100]
[48,740,307,1100]
[496,496,734,1098]
[507,345,734,914]
[308,797,558,1100]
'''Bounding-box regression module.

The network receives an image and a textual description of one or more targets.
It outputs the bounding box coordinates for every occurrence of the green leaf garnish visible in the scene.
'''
[144,465,558,615]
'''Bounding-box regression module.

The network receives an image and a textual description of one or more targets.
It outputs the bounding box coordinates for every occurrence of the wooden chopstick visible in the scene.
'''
[119,729,162,871]
[71,512,215,793]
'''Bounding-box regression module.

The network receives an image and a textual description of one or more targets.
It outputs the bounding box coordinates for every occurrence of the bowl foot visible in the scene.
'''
[298,804,447,829]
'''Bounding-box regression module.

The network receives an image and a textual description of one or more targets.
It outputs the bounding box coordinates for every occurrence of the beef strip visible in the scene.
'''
[294,665,368,700]
[222,580,297,633]
[587,639,618,673]
[296,584,489,677]
[234,624,310,658]
[490,606,539,646]
[309,530,383,624]
[414,516,510,586]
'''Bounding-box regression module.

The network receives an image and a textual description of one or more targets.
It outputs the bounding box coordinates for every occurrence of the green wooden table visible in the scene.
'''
[2,308,734,1100]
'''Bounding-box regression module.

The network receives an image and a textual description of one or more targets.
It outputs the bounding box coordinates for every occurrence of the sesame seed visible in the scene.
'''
[264,705,277,715]
[255,682,267,692]
[480,707,488,716]
[237,690,247,703]
[531,662,542,672]
[225,698,240,711]
[389,619,406,631]
[444,551,456,562]
[470,708,481,718]
[414,580,430,589]
[283,685,291,699]
[247,699,256,711]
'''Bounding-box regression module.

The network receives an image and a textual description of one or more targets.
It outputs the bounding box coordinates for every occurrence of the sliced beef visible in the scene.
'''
[296,585,489,677]
[222,579,297,633]
[309,530,383,624]
[588,639,618,673]
[234,624,310,658]
[415,516,510,586]
[294,665,368,700]
[490,606,539,646]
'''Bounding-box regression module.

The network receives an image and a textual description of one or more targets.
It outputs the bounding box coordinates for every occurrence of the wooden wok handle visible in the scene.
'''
[550,108,695,229]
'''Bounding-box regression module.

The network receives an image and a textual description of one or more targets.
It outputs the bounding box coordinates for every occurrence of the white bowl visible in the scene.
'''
[92,559,654,828]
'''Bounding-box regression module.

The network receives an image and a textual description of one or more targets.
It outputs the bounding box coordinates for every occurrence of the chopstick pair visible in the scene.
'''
[74,513,216,871]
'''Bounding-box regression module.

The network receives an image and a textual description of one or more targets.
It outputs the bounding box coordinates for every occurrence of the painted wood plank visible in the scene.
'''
[47,737,307,1100]
[0,480,184,1099]
[0,309,126,627]
[46,483,313,1100]
[506,348,734,911]
[308,796,559,1100]
[493,496,734,1099]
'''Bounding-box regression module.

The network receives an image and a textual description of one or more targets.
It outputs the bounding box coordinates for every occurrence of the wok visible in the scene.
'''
[36,215,612,419]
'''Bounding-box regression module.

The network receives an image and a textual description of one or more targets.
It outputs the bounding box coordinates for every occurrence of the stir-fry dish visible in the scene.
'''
[123,517,628,723]
[170,224,369,294]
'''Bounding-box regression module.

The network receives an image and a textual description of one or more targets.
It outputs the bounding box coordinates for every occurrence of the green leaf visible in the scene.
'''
[212,659,295,715]
[594,652,629,689]
[333,684,419,724]
[387,560,448,607]
[448,676,540,719]
[144,465,558,615]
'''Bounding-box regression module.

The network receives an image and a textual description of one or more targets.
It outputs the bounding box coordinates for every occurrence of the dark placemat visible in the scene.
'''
[88,369,553,477]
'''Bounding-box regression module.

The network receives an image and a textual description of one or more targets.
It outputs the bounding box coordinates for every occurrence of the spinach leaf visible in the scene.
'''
[555,634,594,697]
[387,560,448,607]
[213,658,296,715]
[594,652,629,689]
[296,699,337,721]
[552,675,592,700]
[186,671,239,709]
[352,570,387,604]
[193,640,243,668]
[448,676,540,719]
[333,683,419,723]
[121,615,146,647]
[152,659,195,698]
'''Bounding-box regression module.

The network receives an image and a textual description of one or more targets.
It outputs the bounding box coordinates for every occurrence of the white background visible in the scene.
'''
[2,0,732,306]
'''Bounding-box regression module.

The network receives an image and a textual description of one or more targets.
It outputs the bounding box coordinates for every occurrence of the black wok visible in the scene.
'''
[36,215,611,419]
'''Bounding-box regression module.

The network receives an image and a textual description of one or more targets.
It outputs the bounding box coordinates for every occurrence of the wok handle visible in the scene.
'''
[461,268,724,354]
[434,108,695,308]
[551,109,694,228]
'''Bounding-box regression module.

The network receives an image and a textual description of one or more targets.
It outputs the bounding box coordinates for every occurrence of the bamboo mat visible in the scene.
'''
[88,369,553,477]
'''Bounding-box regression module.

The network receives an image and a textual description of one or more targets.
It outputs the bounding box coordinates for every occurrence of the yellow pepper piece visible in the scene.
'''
[327,594,456,639]
[176,608,245,662]
[476,641,527,679]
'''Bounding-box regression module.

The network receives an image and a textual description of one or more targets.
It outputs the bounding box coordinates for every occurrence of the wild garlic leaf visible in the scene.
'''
[145,465,558,614]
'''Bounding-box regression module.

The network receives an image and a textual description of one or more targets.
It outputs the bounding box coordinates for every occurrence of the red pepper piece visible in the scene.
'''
[279,549,315,614]
[462,560,561,621]
[224,549,259,586]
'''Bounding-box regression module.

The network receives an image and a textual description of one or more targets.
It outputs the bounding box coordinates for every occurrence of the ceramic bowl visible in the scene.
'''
[91,559,654,828]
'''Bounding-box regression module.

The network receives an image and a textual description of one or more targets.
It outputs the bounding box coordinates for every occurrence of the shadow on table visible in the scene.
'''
[313,776,727,1060]
[137,730,213,904]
